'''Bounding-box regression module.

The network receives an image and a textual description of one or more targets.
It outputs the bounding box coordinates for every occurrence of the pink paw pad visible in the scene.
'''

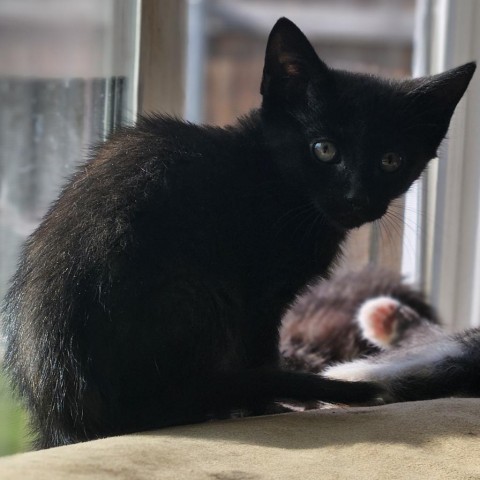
[356,296,401,349]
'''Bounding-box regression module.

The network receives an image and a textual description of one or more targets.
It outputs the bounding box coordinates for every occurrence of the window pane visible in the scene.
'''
[0,0,139,303]
[0,0,139,455]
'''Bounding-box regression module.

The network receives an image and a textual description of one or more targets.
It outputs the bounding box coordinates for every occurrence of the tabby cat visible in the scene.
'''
[325,296,480,401]
[280,267,439,373]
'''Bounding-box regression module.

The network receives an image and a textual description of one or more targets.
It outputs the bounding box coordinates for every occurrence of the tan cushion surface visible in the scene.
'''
[1,398,480,480]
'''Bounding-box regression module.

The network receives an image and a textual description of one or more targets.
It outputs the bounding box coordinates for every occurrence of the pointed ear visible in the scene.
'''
[406,62,476,118]
[260,17,328,100]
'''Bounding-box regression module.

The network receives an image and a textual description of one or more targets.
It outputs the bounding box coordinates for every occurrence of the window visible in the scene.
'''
[412,0,480,330]
[1,0,478,456]
[0,0,140,304]
[0,0,140,455]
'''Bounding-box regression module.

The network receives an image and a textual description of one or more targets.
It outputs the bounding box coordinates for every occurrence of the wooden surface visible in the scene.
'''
[137,0,186,116]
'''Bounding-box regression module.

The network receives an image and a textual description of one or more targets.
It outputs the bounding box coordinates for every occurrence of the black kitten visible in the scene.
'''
[280,267,439,373]
[324,298,480,401]
[2,18,475,448]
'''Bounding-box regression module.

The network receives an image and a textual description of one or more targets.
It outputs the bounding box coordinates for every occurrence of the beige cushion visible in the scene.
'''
[1,398,480,479]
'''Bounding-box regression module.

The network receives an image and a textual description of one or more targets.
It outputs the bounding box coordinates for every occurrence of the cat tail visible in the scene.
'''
[388,330,480,401]
[201,369,384,412]
[324,329,480,402]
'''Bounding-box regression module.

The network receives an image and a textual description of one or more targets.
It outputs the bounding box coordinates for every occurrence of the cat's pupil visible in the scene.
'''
[313,141,337,162]
[381,152,401,172]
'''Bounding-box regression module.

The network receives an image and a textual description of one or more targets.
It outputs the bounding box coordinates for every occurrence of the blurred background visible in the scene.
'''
[0,0,479,455]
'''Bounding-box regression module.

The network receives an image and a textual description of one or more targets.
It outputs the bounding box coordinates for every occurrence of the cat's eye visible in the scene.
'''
[381,152,402,172]
[312,141,338,163]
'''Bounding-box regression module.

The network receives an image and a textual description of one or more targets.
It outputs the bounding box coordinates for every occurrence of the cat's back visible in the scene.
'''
[2,116,246,335]
[63,116,234,214]
[1,115,248,423]
[17,117,244,270]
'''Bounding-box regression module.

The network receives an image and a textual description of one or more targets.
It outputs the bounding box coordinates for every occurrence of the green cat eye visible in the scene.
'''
[312,141,337,163]
[381,152,402,172]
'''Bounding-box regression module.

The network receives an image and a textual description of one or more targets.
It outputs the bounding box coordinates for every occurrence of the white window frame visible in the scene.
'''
[404,0,480,330]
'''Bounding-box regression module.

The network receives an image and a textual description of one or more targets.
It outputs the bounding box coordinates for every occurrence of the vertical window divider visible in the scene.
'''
[413,0,480,330]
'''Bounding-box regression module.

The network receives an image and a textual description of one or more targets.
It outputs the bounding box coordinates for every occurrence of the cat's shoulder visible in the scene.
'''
[103,114,223,160]
[79,115,232,187]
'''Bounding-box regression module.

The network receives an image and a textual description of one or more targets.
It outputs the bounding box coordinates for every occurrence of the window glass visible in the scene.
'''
[0,0,139,306]
[0,0,139,455]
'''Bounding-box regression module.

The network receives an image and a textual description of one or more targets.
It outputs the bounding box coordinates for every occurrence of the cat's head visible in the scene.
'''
[260,18,475,230]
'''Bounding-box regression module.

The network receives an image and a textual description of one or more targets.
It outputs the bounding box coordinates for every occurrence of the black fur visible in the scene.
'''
[2,17,475,448]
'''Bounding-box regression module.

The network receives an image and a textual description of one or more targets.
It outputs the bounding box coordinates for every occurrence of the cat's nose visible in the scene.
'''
[345,193,370,211]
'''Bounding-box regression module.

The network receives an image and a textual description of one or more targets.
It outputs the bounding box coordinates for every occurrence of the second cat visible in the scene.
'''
[321,273,480,401]
[280,267,440,373]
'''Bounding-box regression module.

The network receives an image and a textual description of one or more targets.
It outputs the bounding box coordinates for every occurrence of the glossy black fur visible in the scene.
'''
[280,267,440,373]
[2,18,475,448]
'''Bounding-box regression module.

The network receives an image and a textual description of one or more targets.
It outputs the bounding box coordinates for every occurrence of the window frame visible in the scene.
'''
[406,0,480,329]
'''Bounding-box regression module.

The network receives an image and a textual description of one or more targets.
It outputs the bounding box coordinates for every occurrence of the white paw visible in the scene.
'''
[356,296,401,349]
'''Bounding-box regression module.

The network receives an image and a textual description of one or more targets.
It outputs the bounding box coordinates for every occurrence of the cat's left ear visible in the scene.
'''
[406,62,476,121]
[260,17,328,101]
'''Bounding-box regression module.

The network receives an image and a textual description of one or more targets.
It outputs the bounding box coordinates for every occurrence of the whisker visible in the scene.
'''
[387,209,418,236]
[293,207,318,239]
[382,211,417,263]
[377,217,397,262]
[301,211,323,248]
[273,202,315,236]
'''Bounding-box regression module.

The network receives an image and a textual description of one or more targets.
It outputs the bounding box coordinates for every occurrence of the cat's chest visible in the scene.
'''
[241,219,345,310]
[151,159,345,306]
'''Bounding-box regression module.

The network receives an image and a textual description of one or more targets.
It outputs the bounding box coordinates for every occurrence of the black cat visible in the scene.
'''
[324,292,480,401]
[2,18,475,448]
[280,267,439,374]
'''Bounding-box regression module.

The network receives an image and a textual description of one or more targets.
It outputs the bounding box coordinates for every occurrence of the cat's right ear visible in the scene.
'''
[260,18,328,101]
